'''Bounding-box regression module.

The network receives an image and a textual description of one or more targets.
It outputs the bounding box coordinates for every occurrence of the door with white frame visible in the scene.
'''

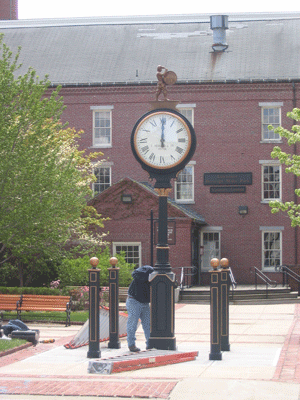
[201,229,222,272]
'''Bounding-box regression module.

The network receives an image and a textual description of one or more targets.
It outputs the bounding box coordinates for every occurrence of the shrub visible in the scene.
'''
[57,247,134,288]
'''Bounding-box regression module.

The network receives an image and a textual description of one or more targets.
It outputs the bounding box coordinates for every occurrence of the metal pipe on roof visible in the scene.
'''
[210,15,229,52]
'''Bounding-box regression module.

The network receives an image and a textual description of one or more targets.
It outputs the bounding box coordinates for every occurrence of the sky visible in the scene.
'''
[18,0,300,19]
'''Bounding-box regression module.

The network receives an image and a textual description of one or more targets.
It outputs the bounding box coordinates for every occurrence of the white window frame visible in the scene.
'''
[93,165,111,195]
[260,160,281,202]
[201,227,223,272]
[259,102,283,142]
[91,105,114,148]
[113,242,142,267]
[177,103,196,126]
[175,163,195,203]
[260,226,283,270]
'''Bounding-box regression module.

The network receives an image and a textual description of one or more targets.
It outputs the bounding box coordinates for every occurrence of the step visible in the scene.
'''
[179,289,300,305]
[180,292,298,300]
[180,288,291,295]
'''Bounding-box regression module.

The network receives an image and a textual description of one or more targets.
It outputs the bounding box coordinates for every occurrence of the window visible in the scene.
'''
[113,242,141,267]
[91,106,113,147]
[177,104,195,126]
[259,102,282,142]
[175,164,194,203]
[260,162,281,201]
[261,229,282,269]
[93,167,111,195]
[201,229,222,272]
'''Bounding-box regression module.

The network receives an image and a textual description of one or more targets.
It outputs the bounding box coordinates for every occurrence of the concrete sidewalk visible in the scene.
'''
[0,303,300,399]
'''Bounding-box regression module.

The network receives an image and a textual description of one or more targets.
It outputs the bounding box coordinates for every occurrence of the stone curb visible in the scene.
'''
[0,342,33,358]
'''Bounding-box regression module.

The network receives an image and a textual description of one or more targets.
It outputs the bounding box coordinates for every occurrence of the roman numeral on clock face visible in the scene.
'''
[149,120,157,127]
[175,146,184,154]
[141,145,149,154]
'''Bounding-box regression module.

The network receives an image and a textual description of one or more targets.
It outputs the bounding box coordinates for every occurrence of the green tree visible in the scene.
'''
[270,107,300,226]
[57,248,134,287]
[0,35,106,285]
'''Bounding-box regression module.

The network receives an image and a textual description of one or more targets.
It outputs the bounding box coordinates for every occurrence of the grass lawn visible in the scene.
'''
[0,338,28,353]
[1,310,89,324]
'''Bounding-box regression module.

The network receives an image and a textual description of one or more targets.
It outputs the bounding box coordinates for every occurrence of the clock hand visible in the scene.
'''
[160,117,166,147]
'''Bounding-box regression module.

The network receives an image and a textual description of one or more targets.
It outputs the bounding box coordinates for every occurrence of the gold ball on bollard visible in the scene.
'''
[90,257,99,268]
[220,258,229,269]
[109,257,118,268]
[210,258,220,269]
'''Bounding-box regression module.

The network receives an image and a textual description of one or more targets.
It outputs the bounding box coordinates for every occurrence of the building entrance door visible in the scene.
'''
[201,231,221,274]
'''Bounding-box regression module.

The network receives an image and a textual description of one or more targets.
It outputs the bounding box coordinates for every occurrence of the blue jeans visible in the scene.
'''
[126,297,150,348]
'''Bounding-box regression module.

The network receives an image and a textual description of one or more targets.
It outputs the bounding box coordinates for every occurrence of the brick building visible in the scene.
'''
[0,0,17,20]
[1,10,300,284]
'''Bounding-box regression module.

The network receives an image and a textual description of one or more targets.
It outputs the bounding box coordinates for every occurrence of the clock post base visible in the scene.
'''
[149,271,176,351]
[148,337,176,351]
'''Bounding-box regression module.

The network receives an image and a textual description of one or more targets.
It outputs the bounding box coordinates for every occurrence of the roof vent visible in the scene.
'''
[210,15,228,52]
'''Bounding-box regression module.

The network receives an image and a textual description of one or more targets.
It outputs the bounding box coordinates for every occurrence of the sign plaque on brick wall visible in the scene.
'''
[210,186,246,194]
[204,172,252,186]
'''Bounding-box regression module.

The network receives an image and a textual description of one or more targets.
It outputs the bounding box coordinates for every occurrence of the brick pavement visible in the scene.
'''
[273,303,300,383]
[1,303,300,398]
[0,376,177,398]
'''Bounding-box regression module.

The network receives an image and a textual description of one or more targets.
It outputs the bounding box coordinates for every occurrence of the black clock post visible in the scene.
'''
[148,174,177,350]
[131,104,196,351]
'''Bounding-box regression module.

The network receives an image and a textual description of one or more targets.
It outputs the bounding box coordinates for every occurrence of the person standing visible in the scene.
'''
[126,265,154,352]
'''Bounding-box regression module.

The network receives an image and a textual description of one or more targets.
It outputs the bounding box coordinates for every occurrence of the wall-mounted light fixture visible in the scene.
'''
[121,194,132,204]
[238,206,248,215]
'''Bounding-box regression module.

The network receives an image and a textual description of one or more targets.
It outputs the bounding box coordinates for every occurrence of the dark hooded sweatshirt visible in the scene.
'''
[128,265,154,303]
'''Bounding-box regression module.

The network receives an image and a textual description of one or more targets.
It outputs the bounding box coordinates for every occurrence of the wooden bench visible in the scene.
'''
[17,294,72,326]
[118,287,129,302]
[0,294,21,321]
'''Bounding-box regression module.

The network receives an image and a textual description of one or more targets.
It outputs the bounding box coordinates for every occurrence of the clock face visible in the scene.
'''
[132,110,192,170]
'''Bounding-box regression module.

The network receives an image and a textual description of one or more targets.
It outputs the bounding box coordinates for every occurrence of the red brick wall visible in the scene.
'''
[0,0,18,20]
[59,81,300,285]
[89,178,192,282]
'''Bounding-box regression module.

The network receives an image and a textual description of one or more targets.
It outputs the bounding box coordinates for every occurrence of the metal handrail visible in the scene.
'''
[251,267,277,299]
[275,265,300,296]
[229,267,237,289]
[176,266,198,289]
[229,267,237,300]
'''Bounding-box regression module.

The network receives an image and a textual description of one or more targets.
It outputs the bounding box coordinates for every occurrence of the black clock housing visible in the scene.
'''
[131,108,196,184]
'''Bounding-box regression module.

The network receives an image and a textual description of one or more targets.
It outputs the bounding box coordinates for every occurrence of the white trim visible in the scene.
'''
[260,226,284,231]
[113,242,142,267]
[202,226,223,232]
[261,163,282,201]
[90,105,114,110]
[93,166,112,196]
[177,103,196,109]
[259,160,280,164]
[259,102,283,107]
[261,229,282,270]
[175,164,194,203]
[260,104,282,142]
[92,108,113,148]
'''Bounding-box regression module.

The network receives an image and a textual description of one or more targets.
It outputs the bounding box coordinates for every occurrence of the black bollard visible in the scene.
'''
[87,257,101,359]
[209,258,222,360]
[108,256,121,349]
[220,258,230,352]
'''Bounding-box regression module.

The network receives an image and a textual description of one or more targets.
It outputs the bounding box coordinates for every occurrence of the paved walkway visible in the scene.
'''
[1,303,300,399]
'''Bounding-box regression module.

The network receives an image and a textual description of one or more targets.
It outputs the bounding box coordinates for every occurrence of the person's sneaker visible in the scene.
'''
[129,346,140,352]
